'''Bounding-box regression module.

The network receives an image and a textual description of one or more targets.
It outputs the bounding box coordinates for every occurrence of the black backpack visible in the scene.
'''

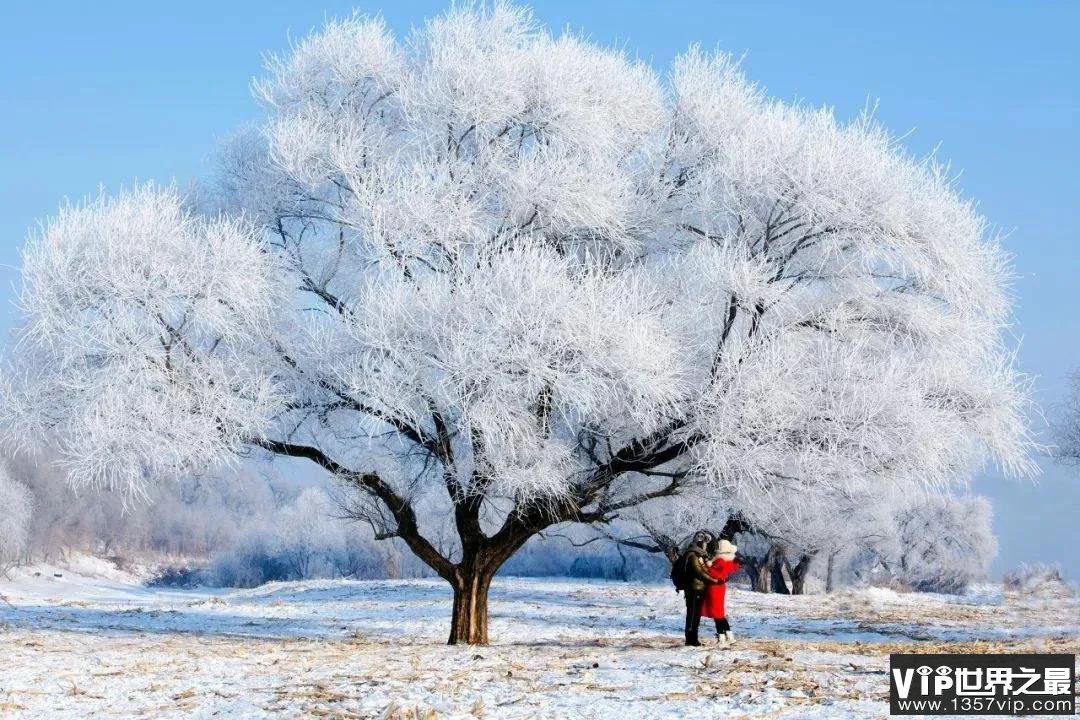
[670,551,691,593]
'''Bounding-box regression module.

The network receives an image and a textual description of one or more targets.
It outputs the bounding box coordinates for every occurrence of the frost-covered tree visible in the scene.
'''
[806,489,901,593]
[735,481,903,593]
[889,494,997,594]
[1052,370,1080,464]
[278,487,348,579]
[626,485,997,596]
[0,467,33,572]
[3,4,1034,644]
[602,492,736,563]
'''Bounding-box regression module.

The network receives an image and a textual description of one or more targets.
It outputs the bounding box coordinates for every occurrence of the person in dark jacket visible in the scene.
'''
[680,532,718,646]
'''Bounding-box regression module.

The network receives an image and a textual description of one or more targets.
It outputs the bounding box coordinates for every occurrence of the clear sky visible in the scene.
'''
[2,1,1077,577]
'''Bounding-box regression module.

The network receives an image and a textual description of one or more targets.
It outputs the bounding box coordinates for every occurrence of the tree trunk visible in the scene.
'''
[261,416,705,648]
[754,562,771,592]
[757,544,786,594]
[790,554,813,595]
[825,552,837,593]
[615,543,629,582]
[744,557,771,593]
[448,567,493,645]
[740,555,767,592]
[770,559,791,595]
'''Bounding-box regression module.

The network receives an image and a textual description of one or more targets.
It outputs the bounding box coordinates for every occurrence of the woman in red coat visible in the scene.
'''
[701,538,741,647]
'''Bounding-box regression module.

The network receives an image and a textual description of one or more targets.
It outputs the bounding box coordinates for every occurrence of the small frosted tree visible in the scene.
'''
[3,4,1034,643]
[278,487,347,579]
[890,494,997,594]
[0,468,33,572]
[736,482,904,593]
[1052,371,1080,464]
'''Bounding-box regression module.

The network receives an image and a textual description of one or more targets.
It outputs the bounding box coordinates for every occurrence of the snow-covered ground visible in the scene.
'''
[1,561,1076,719]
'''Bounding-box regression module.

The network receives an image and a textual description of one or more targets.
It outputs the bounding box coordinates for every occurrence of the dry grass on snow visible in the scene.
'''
[0,572,1076,719]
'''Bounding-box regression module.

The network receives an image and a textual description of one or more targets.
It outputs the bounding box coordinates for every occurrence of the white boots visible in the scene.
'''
[714,630,735,648]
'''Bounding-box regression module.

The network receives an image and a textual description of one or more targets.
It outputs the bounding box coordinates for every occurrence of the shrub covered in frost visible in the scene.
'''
[1003,563,1074,597]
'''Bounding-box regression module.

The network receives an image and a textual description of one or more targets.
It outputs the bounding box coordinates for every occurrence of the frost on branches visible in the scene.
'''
[888,494,997,594]
[1052,370,1080,464]
[0,467,33,572]
[608,474,995,596]
[4,188,285,496]
[3,4,1034,643]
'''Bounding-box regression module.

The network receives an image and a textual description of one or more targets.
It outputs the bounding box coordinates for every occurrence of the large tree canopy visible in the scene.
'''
[2,3,1034,643]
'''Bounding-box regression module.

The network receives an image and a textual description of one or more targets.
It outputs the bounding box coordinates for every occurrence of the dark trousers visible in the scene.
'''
[713,617,730,635]
[683,590,704,644]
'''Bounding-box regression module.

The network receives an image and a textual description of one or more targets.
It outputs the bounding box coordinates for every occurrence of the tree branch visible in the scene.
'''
[250,437,456,580]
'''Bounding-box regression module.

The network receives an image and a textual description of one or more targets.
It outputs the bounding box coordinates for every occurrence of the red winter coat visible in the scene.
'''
[700,558,741,619]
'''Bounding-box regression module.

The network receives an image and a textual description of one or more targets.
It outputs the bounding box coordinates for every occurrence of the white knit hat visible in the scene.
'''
[717,539,737,559]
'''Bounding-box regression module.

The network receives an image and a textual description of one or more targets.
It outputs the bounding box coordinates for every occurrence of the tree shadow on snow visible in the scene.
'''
[0,603,340,640]
[2,588,1032,648]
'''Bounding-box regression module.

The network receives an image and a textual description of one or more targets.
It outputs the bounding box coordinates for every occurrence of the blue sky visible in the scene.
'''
[1,1,1077,577]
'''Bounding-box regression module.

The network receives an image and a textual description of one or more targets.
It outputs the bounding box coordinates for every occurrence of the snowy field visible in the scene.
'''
[1,560,1076,719]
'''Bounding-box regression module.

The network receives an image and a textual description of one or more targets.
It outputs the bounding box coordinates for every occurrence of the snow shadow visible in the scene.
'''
[2,578,1058,648]
[0,603,337,640]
